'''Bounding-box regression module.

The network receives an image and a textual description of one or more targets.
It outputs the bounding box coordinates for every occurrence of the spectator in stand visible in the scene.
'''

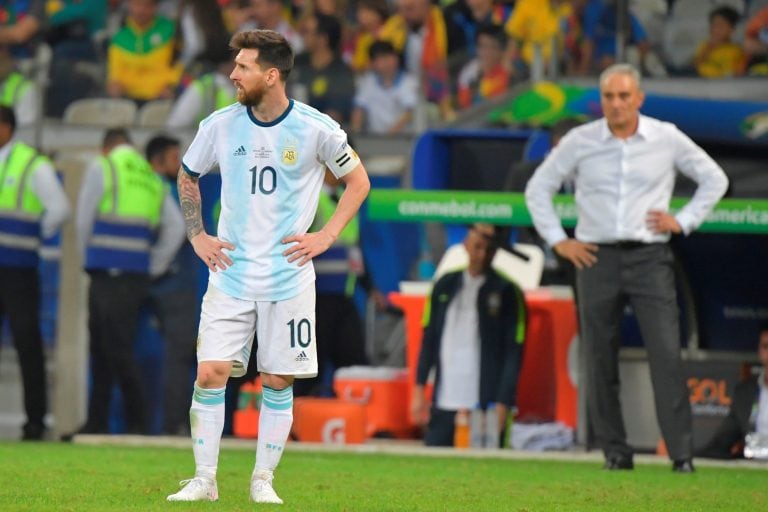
[743,5,768,75]
[348,0,389,73]
[166,54,237,128]
[0,49,38,125]
[694,6,745,78]
[351,40,417,134]
[107,0,183,103]
[457,23,510,110]
[292,12,355,124]
[411,223,526,447]
[0,0,42,59]
[238,0,304,54]
[174,0,232,75]
[503,0,571,76]
[380,0,462,122]
[576,0,667,77]
[43,0,107,117]
[446,0,513,60]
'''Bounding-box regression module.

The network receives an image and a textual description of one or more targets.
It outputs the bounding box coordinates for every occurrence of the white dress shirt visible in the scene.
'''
[525,115,729,247]
[436,271,485,411]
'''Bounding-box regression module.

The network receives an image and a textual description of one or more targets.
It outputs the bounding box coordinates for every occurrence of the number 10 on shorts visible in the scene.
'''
[287,318,312,348]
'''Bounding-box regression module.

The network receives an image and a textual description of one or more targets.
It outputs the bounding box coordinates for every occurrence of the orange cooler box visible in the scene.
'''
[333,366,411,438]
[292,397,367,444]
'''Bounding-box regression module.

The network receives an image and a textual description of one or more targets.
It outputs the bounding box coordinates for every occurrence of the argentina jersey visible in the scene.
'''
[182,99,359,301]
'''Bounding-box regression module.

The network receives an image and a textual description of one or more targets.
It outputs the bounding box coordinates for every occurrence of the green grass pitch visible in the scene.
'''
[1,441,766,511]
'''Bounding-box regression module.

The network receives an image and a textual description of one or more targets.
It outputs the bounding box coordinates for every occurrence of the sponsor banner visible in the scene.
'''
[368,189,768,234]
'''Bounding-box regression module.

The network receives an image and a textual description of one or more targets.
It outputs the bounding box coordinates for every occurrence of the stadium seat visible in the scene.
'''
[433,242,545,291]
[136,99,173,127]
[62,98,138,126]
[662,16,708,71]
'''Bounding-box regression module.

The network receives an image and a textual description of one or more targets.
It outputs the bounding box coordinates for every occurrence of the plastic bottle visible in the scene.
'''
[453,409,470,448]
[484,403,500,449]
[469,406,485,448]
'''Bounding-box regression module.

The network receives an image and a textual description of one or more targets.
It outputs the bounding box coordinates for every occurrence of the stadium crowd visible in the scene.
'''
[1,0,767,130]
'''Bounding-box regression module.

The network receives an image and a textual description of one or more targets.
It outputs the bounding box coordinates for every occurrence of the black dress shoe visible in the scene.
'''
[672,459,695,473]
[22,423,46,441]
[603,456,634,470]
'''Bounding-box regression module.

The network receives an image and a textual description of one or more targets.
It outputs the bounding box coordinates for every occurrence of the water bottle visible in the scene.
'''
[453,409,470,448]
[484,403,500,449]
[469,406,485,448]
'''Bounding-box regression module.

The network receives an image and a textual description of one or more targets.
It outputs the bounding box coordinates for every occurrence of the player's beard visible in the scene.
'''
[237,82,266,107]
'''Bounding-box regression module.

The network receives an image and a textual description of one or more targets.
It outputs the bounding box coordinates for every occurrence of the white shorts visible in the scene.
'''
[197,283,317,378]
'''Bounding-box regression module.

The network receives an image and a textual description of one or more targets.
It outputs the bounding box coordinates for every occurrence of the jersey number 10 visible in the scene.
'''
[287,318,312,348]
[249,165,277,195]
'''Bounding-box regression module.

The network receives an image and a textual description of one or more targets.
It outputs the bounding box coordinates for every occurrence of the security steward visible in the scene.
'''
[0,105,70,440]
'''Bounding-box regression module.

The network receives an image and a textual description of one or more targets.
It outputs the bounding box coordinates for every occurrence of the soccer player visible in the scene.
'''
[166,29,370,504]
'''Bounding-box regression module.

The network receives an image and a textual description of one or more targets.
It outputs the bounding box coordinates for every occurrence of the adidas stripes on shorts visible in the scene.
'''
[197,283,318,378]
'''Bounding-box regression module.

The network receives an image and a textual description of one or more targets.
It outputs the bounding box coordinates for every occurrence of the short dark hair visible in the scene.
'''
[368,40,398,61]
[230,29,294,81]
[313,13,342,54]
[145,134,180,162]
[709,6,740,27]
[476,23,507,48]
[102,127,132,151]
[0,105,16,132]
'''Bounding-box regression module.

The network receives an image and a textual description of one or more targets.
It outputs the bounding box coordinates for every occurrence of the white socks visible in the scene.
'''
[190,383,225,480]
[255,385,293,475]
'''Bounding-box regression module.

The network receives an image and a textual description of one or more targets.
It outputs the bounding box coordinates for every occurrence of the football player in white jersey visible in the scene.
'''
[167,29,370,504]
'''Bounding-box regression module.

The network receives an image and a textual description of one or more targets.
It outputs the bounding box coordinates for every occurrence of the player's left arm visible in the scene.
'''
[283,163,370,266]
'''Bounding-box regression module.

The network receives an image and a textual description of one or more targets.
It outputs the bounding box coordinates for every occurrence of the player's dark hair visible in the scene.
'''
[145,134,180,162]
[230,29,294,81]
[368,40,398,60]
[0,105,16,132]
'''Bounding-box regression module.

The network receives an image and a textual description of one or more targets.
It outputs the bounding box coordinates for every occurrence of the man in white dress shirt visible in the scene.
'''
[525,63,729,473]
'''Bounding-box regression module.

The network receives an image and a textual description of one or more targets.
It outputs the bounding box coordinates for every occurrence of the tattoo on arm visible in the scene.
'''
[177,168,203,240]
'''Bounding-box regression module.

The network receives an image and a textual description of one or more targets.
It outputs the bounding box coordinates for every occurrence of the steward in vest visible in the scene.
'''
[0,50,38,126]
[0,105,70,440]
[166,59,237,128]
[69,127,184,437]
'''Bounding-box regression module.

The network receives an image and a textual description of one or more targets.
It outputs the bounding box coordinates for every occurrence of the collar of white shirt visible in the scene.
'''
[599,115,654,142]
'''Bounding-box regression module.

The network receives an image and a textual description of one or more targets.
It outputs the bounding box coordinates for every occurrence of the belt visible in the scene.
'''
[597,241,653,249]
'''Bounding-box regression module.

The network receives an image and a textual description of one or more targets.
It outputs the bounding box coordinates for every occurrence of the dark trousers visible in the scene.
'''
[0,267,47,433]
[149,289,199,435]
[577,243,692,461]
[86,272,150,433]
[425,407,456,447]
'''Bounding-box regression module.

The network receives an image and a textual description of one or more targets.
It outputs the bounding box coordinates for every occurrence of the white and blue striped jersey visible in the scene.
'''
[182,99,360,301]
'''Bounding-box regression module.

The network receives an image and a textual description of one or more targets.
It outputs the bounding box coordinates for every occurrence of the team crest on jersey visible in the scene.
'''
[282,147,298,165]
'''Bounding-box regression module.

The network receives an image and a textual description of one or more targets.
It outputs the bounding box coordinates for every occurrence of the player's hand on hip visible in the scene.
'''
[553,239,598,269]
[282,230,335,266]
[646,210,682,234]
[190,233,235,272]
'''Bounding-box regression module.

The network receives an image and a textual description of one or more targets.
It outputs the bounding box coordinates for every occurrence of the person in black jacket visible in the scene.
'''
[697,325,768,459]
[411,223,526,446]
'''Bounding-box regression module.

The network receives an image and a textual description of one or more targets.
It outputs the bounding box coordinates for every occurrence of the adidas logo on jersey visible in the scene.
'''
[233,145,247,156]
[294,351,309,362]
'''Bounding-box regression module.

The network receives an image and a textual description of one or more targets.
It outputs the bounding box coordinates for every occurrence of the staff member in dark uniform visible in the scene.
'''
[0,105,69,440]
[525,63,729,472]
